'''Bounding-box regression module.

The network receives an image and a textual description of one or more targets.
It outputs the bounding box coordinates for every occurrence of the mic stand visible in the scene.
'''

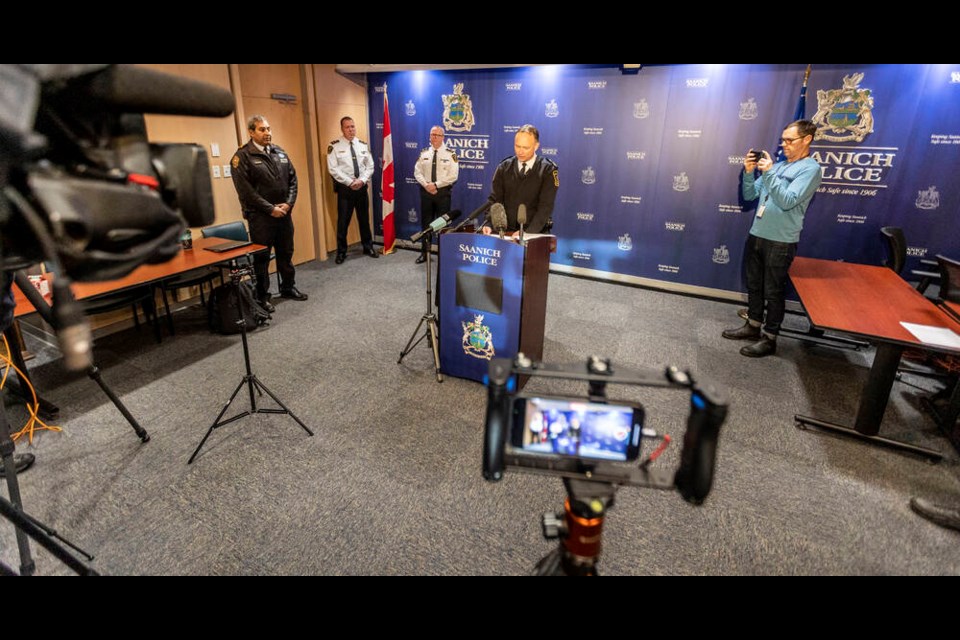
[13,271,149,443]
[1,400,35,575]
[188,263,313,464]
[398,227,443,383]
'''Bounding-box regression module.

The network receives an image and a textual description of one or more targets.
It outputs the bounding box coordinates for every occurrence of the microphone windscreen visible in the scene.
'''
[517,203,527,225]
[491,203,508,230]
[80,65,236,118]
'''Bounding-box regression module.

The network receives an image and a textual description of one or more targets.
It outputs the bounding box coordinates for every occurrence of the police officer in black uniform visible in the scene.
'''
[485,124,559,235]
[231,115,307,309]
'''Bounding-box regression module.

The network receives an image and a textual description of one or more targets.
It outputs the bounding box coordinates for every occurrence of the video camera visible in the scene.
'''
[0,65,234,281]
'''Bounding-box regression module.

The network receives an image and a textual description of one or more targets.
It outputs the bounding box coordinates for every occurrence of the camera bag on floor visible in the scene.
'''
[208,280,271,334]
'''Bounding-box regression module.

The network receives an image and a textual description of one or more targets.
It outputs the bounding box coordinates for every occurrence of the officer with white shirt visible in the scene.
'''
[327,116,377,264]
[412,126,459,263]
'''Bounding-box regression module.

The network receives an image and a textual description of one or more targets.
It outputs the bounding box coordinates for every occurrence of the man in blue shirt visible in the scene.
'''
[723,120,821,357]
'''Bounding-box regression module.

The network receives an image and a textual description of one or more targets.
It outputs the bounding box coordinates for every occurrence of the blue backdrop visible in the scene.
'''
[368,64,960,296]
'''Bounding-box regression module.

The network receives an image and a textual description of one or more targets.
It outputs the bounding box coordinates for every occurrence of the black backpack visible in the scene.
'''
[208,280,271,334]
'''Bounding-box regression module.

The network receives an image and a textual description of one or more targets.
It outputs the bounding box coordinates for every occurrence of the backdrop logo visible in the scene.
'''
[672,172,690,192]
[739,98,758,120]
[915,186,940,210]
[581,167,596,184]
[686,78,709,88]
[505,82,522,91]
[588,81,607,89]
[404,141,418,149]
[633,100,650,119]
[576,212,594,221]
[545,99,559,118]
[405,100,416,116]
[951,72,960,84]
[443,83,475,132]
[626,151,646,160]
[907,247,928,257]
[462,314,495,360]
[541,147,558,156]
[665,222,686,231]
[407,208,418,223]
[618,233,633,251]
[712,244,730,264]
[813,73,875,143]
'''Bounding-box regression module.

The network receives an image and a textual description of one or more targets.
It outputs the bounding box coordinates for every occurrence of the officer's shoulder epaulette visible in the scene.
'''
[422,147,431,154]
[330,139,340,145]
[540,156,558,168]
[498,155,515,166]
[358,139,367,145]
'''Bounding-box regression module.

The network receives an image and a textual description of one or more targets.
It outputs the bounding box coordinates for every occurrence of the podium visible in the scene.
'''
[438,232,554,384]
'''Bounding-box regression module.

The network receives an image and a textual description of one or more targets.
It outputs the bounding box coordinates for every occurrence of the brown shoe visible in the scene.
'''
[740,336,777,357]
[722,321,761,341]
[910,497,960,532]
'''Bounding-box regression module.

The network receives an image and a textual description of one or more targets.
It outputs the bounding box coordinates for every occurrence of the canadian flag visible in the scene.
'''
[381,85,396,254]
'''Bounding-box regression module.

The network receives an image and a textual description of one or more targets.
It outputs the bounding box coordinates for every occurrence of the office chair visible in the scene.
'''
[936,254,960,319]
[202,220,280,290]
[879,226,940,294]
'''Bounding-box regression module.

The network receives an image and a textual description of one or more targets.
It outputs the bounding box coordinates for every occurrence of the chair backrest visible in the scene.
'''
[201,221,249,242]
[880,226,906,274]
[937,254,960,304]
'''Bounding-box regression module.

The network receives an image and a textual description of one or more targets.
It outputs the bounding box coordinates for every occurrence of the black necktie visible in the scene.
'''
[520,162,527,176]
[350,141,360,179]
[431,149,438,183]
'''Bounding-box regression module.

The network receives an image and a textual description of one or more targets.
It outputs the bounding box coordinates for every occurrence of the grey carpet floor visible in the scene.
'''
[2,247,959,575]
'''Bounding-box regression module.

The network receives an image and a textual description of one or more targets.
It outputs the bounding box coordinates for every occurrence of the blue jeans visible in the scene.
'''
[745,235,797,336]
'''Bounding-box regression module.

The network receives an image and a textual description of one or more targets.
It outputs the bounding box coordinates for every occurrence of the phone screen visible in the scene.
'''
[512,396,643,461]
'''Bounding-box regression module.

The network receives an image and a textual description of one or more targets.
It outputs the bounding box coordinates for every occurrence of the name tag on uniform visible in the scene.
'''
[756,204,766,218]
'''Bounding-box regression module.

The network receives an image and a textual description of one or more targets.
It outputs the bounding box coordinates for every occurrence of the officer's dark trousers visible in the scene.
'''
[419,186,452,255]
[248,212,295,300]
[336,185,372,255]
[745,234,797,336]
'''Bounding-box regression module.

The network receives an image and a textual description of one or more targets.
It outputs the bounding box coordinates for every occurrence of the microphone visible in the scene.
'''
[451,201,492,231]
[76,65,236,118]
[410,210,461,243]
[491,203,508,240]
[13,271,93,372]
[517,203,527,243]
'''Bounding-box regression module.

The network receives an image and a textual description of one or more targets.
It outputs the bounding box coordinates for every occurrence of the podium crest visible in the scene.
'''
[462,314,495,360]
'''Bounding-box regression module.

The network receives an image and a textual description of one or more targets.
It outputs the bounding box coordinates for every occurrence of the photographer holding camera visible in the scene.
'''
[722,120,821,358]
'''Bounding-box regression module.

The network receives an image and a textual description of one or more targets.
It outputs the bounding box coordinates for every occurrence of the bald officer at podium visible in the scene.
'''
[484,124,559,236]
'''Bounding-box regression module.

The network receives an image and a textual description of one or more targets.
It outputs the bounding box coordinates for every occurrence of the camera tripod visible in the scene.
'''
[188,262,313,464]
[398,228,442,383]
[0,393,97,575]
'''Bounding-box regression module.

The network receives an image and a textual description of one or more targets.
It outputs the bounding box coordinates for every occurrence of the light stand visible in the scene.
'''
[398,227,442,383]
[188,261,313,464]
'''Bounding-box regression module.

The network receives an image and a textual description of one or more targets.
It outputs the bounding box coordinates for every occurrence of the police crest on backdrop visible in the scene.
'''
[813,73,875,142]
[581,167,596,185]
[673,172,690,192]
[405,100,416,116]
[618,233,633,251]
[738,98,758,121]
[915,186,940,210]
[545,99,559,118]
[442,83,475,132]
[712,245,730,265]
[633,99,650,119]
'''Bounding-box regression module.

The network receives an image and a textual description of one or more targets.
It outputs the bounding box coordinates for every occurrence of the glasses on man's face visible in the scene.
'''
[780,135,805,145]
[430,133,444,138]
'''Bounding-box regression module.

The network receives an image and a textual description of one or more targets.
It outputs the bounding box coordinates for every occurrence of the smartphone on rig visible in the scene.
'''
[509,394,644,462]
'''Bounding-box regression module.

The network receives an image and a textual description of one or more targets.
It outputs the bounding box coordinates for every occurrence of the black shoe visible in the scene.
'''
[0,453,36,478]
[364,247,380,258]
[910,497,960,532]
[737,308,749,320]
[722,321,761,341]
[259,299,276,313]
[740,336,777,358]
[415,254,427,264]
[335,253,346,265]
[279,287,308,301]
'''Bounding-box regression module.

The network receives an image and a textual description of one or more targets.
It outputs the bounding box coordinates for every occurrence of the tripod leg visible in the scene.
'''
[250,377,314,436]
[188,377,249,464]
[427,316,443,383]
[87,365,150,443]
[0,403,35,576]
[398,316,427,363]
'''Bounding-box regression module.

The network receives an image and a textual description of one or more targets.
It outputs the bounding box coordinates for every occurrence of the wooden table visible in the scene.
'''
[789,257,960,459]
[14,236,267,316]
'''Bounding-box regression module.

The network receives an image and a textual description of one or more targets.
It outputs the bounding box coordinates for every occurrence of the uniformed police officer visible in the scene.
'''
[327,116,378,264]
[231,115,307,309]
[485,124,559,236]
[413,126,459,263]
